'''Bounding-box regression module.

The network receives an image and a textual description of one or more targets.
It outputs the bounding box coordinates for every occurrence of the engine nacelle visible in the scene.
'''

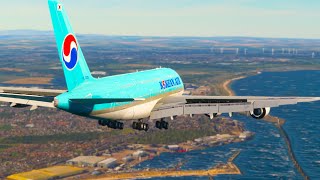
[250,107,270,119]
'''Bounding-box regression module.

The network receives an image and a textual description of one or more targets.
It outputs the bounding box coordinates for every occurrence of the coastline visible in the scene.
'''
[91,151,242,180]
[61,132,250,179]
[222,76,246,96]
[222,72,309,180]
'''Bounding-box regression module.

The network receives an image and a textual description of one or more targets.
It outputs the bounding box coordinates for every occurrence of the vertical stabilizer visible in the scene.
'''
[48,0,93,91]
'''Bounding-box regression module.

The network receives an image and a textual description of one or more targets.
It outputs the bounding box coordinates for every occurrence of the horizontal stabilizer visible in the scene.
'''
[0,86,65,97]
[0,93,55,108]
[70,98,145,104]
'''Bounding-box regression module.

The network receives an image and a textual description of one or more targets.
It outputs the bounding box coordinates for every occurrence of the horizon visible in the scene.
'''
[1,29,320,41]
[1,0,320,39]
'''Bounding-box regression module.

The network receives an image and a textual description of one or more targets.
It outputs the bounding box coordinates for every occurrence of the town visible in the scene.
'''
[1,30,320,179]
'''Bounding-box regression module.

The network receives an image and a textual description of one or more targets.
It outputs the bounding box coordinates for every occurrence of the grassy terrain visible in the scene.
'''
[0,128,217,145]
[129,129,217,144]
[0,125,12,131]
[0,132,106,144]
[0,144,12,151]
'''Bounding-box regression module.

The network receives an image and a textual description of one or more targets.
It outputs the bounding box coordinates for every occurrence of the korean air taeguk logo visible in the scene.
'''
[62,34,78,70]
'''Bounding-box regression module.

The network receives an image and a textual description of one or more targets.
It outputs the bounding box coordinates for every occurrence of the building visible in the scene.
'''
[122,155,134,163]
[91,170,102,176]
[239,131,252,139]
[132,150,147,158]
[216,134,233,140]
[97,158,117,169]
[66,156,106,167]
[7,166,84,180]
[194,138,203,143]
[25,124,34,128]
[114,164,125,171]
[167,145,180,151]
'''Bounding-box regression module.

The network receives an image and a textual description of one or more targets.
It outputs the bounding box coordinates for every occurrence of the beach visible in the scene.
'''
[222,76,246,96]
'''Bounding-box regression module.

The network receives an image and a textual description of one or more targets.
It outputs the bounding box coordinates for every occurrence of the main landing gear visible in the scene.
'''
[98,119,124,130]
[132,120,149,131]
[155,119,169,130]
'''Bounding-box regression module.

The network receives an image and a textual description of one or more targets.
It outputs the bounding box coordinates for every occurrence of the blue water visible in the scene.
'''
[135,70,320,179]
[230,70,320,179]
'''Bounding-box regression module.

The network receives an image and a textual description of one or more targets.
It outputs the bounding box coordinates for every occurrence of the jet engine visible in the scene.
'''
[250,107,270,119]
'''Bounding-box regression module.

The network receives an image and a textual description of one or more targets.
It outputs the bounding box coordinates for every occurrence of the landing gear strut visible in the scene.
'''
[132,121,149,131]
[98,120,124,130]
[155,119,169,130]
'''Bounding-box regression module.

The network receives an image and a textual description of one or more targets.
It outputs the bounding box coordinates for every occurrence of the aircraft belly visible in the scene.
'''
[132,99,160,119]
[92,99,160,120]
[94,107,134,120]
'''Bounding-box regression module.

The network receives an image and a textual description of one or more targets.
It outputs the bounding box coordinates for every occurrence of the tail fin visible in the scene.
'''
[48,0,93,91]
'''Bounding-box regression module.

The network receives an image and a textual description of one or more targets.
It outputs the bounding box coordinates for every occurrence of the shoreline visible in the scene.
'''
[222,73,309,180]
[222,76,247,96]
[92,151,242,180]
[7,121,252,179]
[80,131,251,179]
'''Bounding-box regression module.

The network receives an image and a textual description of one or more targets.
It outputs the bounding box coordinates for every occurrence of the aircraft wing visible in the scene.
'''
[0,87,65,108]
[150,95,320,120]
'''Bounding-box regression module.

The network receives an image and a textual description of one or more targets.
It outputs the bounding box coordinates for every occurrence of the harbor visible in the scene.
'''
[91,151,241,180]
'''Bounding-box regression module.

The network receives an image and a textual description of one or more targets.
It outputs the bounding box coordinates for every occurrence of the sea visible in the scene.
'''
[135,70,320,179]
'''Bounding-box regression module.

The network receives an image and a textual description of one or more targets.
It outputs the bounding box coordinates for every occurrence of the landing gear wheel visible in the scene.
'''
[155,121,162,129]
[107,121,115,128]
[98,120,103,126]
[132,121,149,131]
[132,122,138,129]
[98,119,108,126]
[116,121,124,129]
[99,120,123,130]
[144,124,149,131]
[162,121,168,130]
[155,119,169,130]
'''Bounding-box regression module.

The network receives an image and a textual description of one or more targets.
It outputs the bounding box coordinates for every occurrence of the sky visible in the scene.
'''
[1,0,320,38]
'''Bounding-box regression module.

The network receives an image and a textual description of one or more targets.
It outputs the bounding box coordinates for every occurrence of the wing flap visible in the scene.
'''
[150,102,253,120]
[184,104,218,114]
[151,95,320,119]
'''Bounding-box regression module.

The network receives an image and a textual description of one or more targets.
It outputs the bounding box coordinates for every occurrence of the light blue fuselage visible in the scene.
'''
[55,68,184,119]
[48,0,184,121]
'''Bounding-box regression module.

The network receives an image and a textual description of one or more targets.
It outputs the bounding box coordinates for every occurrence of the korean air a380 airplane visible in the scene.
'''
[0,0,319,131]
